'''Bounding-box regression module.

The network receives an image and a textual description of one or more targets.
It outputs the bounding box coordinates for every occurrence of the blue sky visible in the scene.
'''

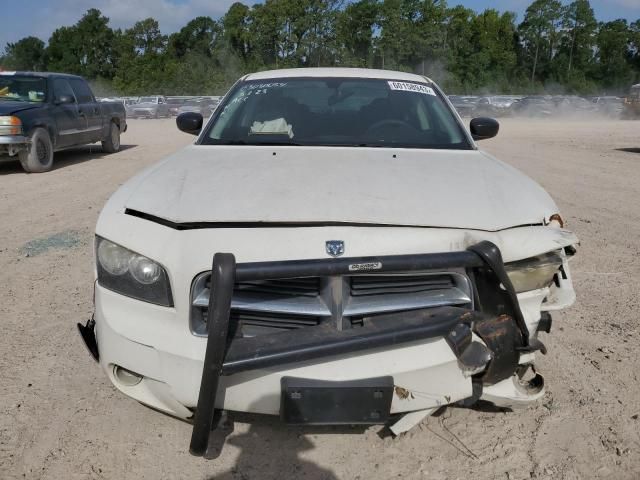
[1,0,639,52]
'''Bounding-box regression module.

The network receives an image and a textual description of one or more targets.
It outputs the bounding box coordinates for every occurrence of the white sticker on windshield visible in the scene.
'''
[388,81,435,96]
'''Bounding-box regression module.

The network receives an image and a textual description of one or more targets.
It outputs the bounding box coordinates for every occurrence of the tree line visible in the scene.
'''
[1,0,639,96]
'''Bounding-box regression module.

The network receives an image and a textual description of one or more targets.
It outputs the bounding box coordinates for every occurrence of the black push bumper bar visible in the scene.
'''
[189,240,538,456]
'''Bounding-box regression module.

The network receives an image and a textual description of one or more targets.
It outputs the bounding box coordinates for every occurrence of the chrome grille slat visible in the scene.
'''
[194,289,331,316]
[233,313,320,328]
[344,287,470,316]
[190,270,473,337]
[350,275,454,296]
[235,278,320,297]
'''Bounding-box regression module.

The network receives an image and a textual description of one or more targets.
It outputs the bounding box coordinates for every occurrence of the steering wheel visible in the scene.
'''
[366,119,416,134]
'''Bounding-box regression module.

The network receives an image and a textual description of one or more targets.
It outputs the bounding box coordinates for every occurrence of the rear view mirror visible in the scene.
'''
[470,117,499,140]
[177,112,203,135]
[55,94,75,105]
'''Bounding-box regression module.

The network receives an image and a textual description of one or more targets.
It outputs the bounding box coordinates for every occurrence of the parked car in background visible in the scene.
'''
[592,96,623,118]
[83,67,578,456]
[511,96,554,117]
[447,95,479,117]
[0,71,126,172]
[475,96,521,117]
[166,97,188,116]
[623,85,640,119]
[129,96,170,119]
[177,98,218,118]
[553,96,598,115]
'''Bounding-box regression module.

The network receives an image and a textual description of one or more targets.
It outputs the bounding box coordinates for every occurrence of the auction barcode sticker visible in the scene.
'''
[388,81,435,96]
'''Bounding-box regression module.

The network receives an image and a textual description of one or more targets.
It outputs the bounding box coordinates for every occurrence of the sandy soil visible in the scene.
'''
[1,118,639,480]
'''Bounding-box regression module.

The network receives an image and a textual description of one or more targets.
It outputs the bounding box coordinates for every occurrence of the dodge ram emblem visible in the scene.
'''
[325,240,345,257]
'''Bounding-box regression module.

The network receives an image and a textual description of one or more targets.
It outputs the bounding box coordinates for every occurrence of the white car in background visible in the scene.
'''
[79,68,578,456]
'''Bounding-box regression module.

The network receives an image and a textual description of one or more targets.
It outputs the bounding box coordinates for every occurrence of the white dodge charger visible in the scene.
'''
[79,68,578,456]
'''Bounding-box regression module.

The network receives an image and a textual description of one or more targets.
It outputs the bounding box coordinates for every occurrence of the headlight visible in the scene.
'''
[0,116,23,136]
[96,236,173,306]
[505,251,563,293]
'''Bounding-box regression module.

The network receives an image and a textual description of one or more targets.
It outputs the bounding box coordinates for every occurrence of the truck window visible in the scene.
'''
[69,79,95,103]
[0,75,47,102]
[53,79,76,102]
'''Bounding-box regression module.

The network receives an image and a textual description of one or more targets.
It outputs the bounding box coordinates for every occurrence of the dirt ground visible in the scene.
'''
[1,118,639,480]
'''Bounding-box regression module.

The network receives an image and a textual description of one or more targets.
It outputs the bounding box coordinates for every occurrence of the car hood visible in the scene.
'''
[122,146,559,232]
[134,103,157,108]
[0,101,40,115]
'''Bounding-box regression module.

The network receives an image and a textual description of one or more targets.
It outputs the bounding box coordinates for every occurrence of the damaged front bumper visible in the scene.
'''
[0,135,30,160]
[188,240,547,455]
[79,240,555,456]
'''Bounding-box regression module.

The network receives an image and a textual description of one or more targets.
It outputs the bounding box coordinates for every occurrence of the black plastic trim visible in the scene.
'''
[467,241,529,344]
[221,306,475,376]
[124,208,543,232]
[190,253,236,457]
[77,318,99,361]
[281,376,394,425]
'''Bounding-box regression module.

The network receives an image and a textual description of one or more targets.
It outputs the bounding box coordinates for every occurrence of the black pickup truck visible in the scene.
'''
[0,71,126,172]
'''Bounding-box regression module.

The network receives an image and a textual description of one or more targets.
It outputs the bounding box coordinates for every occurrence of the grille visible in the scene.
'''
[350,275,455,296]
[235,278,320,297]
[190,271,472,337]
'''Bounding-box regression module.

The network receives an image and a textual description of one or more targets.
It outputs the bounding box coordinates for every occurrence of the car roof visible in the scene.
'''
[244,67,433,83]
[0,71,84,80]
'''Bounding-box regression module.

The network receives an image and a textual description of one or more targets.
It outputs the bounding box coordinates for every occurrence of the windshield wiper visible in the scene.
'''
[0,97,25,102]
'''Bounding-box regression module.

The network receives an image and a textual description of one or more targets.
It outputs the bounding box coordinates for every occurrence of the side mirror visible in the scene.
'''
[470,117,499,140]
[176,112,203,135]
[55,94,75,105]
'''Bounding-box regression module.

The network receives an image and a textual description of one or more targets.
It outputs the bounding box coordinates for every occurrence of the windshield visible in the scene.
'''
[139,97,157,103]
[0,75,47,102]
[203,77,470,149]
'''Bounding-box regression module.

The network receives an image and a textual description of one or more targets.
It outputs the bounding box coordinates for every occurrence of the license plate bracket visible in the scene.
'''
[280,376,394,425]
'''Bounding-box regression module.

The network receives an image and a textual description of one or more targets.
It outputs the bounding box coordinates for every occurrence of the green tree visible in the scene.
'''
[47,9,116,79]
[2,0,639,96]
[630,19,640,75]
[169,16,221,59]
[518,0,563,84]
[112,19,169,94]
[1,36,46,71]
[561,0,597,74]
[596,19,635,91]
[336,0,379,67]
[442,5,477,91]
[222,2,252,63]
[468,10,518,90]
[377,0,423,69]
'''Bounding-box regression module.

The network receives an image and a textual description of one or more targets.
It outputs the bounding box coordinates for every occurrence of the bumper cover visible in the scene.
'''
[78,240,545,456]
[0,135,30,158]
[0,135,29,144]
[188,240,536,456]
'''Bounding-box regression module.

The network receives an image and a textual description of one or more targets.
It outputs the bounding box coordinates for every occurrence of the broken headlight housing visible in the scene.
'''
[96,236,173,306]
[505,251,563,293]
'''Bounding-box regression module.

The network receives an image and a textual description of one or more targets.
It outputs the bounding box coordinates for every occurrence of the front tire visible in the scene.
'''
[102,122,121,153]
[19,128,54,173]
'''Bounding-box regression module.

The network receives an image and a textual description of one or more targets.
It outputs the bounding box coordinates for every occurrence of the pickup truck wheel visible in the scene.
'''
[102,122,121,153]
[19,128,53,173]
